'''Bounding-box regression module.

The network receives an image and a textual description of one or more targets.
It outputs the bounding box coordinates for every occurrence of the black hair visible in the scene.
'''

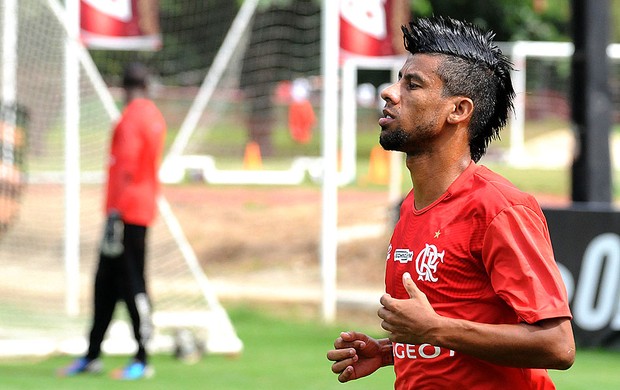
[402,16,515,162]
[122,62,150,90]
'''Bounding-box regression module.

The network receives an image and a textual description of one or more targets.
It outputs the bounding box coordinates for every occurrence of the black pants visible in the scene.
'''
[86,224,152,363]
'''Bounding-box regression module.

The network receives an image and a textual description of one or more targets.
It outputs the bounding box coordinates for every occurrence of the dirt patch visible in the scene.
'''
[162,184,569,303]
[162,185,392,294]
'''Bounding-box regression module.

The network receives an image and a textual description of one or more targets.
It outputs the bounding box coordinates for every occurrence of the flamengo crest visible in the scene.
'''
[415,244,445,282]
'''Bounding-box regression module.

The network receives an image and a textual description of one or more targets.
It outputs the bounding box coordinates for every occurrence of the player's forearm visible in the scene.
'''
[431,317,575,370]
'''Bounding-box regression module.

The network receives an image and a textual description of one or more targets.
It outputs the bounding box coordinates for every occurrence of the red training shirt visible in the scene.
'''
[105,98,166,226]
[385,162,571,390]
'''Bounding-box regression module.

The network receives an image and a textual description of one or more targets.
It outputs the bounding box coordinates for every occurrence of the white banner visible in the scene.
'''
[80,0,162,51]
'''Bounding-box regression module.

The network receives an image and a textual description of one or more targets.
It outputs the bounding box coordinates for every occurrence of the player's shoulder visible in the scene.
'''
[470,164,540,211]
[127,98,160,113]
[125,99,165,125]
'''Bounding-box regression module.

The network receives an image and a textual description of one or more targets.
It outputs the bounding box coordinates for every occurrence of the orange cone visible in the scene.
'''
[243,141,263,170]
[366,145,390,184]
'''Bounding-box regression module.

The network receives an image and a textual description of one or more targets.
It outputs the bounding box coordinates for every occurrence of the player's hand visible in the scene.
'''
[378,272,441,345]
[326,331,384,382]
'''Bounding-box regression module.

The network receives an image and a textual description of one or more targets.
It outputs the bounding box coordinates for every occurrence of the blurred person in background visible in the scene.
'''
[58,62,166,380]
[327,16,574,389]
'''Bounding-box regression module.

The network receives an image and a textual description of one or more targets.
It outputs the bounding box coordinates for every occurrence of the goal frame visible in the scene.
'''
[0,0,243,357]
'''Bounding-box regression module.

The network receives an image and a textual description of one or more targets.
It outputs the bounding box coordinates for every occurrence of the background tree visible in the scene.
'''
[411,0,571,41]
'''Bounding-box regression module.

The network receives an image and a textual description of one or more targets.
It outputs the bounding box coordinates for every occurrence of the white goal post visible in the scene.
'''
[498,41,620,167]
[0,0,242,357]
[340,54,405,202]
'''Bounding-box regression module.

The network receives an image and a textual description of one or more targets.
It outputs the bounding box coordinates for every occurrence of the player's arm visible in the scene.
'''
[327,331,393,383]
[110,112,143,214]
[433,313,574,369]
[379,273,575,369]
[115,121,141,185]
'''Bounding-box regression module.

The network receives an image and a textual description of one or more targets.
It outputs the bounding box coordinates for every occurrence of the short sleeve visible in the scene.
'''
[482,205,572,324]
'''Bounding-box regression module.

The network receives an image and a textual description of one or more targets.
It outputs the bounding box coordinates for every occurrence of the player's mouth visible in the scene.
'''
[378,110,395,128]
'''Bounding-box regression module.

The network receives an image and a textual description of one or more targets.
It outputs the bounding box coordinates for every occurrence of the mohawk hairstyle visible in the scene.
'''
[402,16,515,162]
[402,16,509,72]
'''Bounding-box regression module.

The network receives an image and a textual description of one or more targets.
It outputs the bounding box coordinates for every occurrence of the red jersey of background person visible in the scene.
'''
[287,78,316,144]
[339,0,401,57]
[385,163,572,389]
[105,98,166,227]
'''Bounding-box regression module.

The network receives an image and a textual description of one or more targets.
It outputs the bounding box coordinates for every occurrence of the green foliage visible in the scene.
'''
[422,0,570,41]
[614,0,620,42]
[256,0,319,11]
[410,0,433,17]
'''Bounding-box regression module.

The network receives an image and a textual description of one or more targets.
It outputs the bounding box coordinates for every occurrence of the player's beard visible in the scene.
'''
[379,127,407,151]
[379,121,436,155]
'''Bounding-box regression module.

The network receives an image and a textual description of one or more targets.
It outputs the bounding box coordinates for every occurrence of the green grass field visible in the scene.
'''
[1,305,619,389]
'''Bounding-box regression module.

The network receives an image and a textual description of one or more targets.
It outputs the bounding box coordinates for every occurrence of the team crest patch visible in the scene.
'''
[415,243,445,282]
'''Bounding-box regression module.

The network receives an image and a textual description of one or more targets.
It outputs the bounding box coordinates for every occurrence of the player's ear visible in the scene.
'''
[446,97,473,125]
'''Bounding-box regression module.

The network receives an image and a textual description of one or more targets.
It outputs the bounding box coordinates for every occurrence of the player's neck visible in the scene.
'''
[125,89,148,105]
[406,152,471,210]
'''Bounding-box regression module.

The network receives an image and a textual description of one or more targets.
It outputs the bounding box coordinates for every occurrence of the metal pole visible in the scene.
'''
[1,0,17,177]
[2,0,16,104]
[570,0,612,203]
[508,42,526,166]
[320,0,340,322]
[64,0,81,316]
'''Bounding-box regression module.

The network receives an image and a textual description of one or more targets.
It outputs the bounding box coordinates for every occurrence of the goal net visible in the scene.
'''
[0,0,251,358]
[497,41,620,169]
[157,0,323,186]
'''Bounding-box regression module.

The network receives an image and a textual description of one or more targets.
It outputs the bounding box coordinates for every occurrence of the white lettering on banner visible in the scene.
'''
[573,233,620,331]
[393,343,455,360]
[613,296,620,330]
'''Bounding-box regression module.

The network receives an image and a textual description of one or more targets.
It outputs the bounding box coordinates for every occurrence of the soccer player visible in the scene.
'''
[58,62,166,380]
[327,16,575,389]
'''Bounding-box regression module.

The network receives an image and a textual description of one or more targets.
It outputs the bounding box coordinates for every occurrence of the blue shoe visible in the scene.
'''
[111,360,154,380]
[57,357,103,377]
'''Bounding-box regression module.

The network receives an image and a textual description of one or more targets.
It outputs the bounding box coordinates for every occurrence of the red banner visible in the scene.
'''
[80,0,162,51]
[340,0,405,58]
